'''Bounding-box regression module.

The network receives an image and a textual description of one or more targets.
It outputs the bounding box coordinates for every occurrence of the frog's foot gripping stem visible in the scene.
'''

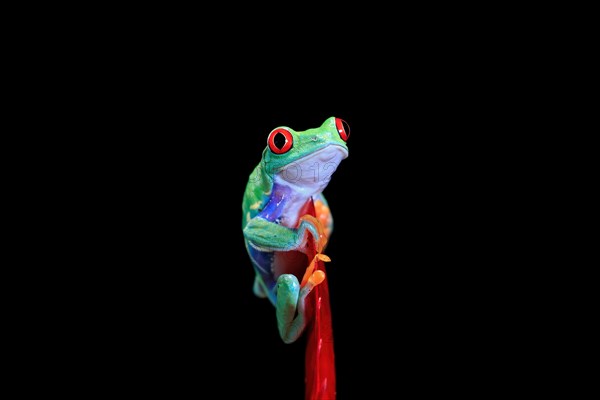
[298,214,328,254]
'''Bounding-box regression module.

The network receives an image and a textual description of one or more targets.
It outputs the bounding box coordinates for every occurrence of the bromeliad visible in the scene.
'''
[241,116,350,400]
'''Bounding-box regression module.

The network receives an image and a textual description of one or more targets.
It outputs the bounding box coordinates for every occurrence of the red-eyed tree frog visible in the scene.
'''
[241,116,350,345]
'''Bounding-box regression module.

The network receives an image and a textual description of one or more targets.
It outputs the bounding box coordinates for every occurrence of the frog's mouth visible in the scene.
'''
[275,145,348,191]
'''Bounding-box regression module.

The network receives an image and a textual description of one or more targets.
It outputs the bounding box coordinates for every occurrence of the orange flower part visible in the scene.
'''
[314,199,332,239]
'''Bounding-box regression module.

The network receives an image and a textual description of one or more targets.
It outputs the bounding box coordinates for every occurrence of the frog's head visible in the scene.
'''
[262,116,350,194]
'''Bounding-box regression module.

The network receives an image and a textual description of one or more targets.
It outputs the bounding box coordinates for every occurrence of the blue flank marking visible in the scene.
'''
[247,182,291,304]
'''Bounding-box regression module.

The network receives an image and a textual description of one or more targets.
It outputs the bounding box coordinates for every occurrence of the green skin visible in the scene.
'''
[242,117,349,343]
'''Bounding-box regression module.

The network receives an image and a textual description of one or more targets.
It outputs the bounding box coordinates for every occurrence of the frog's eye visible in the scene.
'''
[335,118,350,142]
[268,128,293,154]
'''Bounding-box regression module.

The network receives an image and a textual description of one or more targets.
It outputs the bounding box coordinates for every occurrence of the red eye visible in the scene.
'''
[268,128,293,154]
[335,118,350,141]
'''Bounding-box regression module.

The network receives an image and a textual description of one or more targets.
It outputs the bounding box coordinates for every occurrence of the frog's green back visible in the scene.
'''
[242,154,272,230]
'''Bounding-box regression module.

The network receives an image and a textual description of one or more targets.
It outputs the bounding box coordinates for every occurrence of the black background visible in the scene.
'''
[25,10,553,397]
[72,72,522,398]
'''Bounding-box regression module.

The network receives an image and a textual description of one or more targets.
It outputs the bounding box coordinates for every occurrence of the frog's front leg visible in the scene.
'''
[243,215,323,253]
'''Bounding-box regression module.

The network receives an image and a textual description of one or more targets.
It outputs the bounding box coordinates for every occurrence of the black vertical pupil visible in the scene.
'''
[274,132,287,149]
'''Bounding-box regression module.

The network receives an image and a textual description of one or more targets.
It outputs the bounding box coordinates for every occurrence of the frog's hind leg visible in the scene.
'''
[275,271,325,344]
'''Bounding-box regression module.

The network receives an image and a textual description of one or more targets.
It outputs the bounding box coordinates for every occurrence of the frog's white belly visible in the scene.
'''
[273,145,346,228]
